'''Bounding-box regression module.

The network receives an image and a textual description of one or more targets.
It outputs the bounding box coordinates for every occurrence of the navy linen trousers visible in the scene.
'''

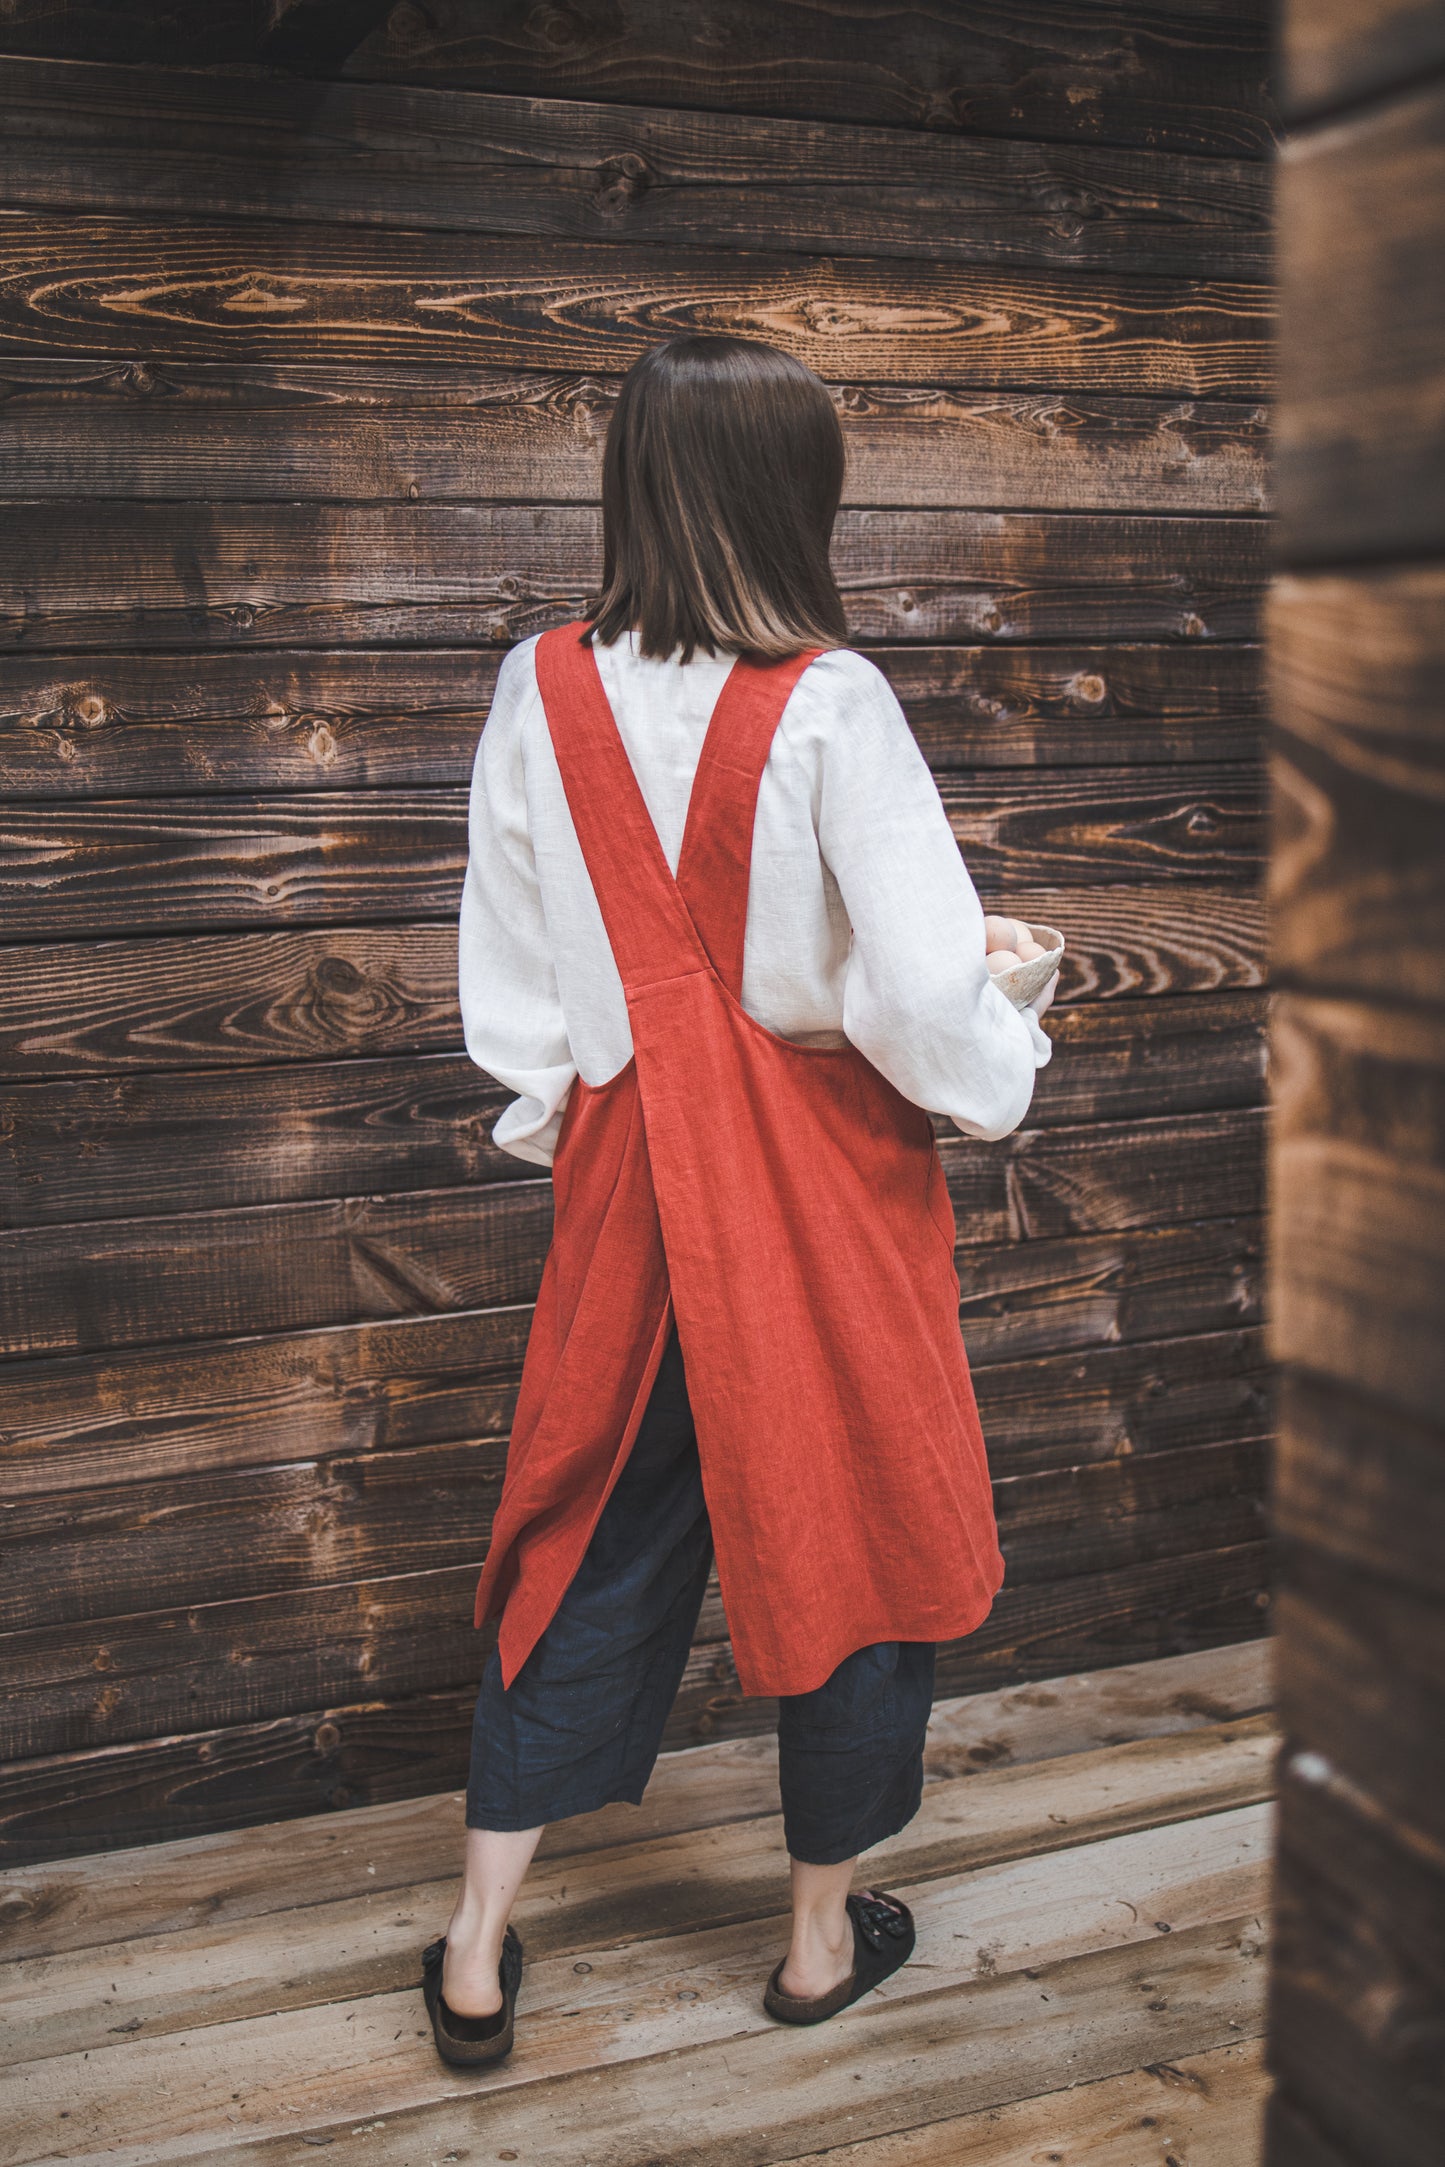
[466,1325,937,1865]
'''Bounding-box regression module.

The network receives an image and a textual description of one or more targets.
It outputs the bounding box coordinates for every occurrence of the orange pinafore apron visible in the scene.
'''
[472,623,1005,1697]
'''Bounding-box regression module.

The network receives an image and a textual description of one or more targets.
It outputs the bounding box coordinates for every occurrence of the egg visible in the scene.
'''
[986,949,1022,974]
[1015,936,1045,962]
[983,915,1017,954]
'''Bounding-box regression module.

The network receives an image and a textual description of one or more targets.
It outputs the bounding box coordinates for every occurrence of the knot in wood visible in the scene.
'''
[312,1721,342,1757]
[594,151,652,212]
[1067,671,1108,709]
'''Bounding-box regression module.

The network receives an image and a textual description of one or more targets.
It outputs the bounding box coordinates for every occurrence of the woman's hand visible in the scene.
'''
[1028,974,1056,1021]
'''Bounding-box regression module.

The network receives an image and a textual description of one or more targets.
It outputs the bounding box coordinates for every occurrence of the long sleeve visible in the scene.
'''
[457,639,577,1168]
[805,653,1050,1144]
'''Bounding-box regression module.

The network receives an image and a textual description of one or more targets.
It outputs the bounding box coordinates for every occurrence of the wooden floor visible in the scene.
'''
[0,1642,1274,2167]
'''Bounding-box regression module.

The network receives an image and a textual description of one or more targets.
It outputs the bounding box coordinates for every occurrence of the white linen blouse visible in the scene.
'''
[458,631,1052,1169]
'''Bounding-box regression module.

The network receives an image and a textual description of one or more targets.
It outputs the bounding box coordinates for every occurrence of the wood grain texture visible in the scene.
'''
[0,12,1274,1869]
[1274,1544,1445,1857]
[1275,1371,1445,1608]
[256,0,397,73]
[0,1412,1265,1646]
[0,57,1271,278]
[0,1720,1275,2052]
[0,360,1272,517]
[0,1644,1271,1956]
[1270,1807,1445,2167]
[0,1556,1270,1858]
[0,641,1264,800]
[1268,21,1445,2159]
[1269,567,1445,1006]
[1266,2089,1371,2167]
[1271,994,1445,1425]
[0,1217,1263,1497]
[0,1806,1270,2149]
[0,924,462,1077]
[0,1110,1264,1356]
[788,2041,1268,2167]
[0,890,1266,1078]
[13,1909,1266,2166]
[0,771,1261,942]
[341,0,1280,158]
[0,1,255,67]
[0,994,1265,1227]
[1277,78,1445,563]
[0,216,1274,392]
[0,500,1266,653]
[1281,0,1445,122]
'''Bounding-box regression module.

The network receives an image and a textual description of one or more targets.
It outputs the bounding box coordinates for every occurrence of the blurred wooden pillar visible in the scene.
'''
[1266,2,1445,2161]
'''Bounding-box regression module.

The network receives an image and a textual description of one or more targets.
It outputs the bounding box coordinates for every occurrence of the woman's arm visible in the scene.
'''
[458,639,577,1167]
[807,652,1052,1143]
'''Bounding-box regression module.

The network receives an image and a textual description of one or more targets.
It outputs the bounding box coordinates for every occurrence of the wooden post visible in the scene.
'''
[1265,2,1445,2162]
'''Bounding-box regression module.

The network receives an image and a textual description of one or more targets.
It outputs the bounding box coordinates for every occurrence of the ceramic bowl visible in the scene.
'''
[989,923,1065,1009]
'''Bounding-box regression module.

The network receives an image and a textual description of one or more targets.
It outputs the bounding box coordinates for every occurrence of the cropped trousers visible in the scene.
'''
[466,1325,937,1865]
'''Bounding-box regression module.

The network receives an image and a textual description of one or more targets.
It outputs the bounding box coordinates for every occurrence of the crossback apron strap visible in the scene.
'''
[535,624,822,999]
[535,624,710,991]
[675,647,822,1000]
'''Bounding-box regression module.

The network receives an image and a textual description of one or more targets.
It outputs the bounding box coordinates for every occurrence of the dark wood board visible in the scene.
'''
[1269,565,1445,1008]
[1266,2089,1378,2167]
[1269,1827,1445,2167]
[0,1421,1265,1638]
[0,1218,1264,1497]
[1271,993,1445,1427]
[0,1544,1270,1862]
[1277,79,1445,563]
[1274,1545,1445,1855]
[340,0,1280,160]
[1275,1744,1445,2012]
[0,890,1267,1078]
[0,768,1261,941]
[0,1304,535,1497]
[256,0,397,74]
[0,501,1266,653]
[0,1109,1264,1357]
[0,640,1264,800]
[1281,0,1445,123]
[0,360,1272,517]
[0,993,1265,1227]
[0,216,1274,393]
[1275,1372,1445,1609]
[0,923,463,1078]
[0,57,1271,279]
[0,1,256,68]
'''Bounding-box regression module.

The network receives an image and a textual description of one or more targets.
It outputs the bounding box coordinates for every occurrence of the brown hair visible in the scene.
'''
[584,335,848,663]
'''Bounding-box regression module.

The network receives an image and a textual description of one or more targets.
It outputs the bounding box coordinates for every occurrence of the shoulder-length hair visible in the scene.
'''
[584,335,848,663]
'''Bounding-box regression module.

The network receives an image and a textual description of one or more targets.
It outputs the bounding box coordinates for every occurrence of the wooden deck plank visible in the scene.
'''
[0,1805,1270,2165]
[787,2035,1265,2163]
[188,1918,1268,2167]
[0,1718,1274,2058]
[0,1641,1269,1962]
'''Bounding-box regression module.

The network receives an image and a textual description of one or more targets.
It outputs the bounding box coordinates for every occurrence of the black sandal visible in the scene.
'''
[420,1925,524,2068]
[763,1887,915,2024]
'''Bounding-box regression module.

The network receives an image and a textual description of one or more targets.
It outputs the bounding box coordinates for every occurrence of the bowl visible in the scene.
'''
[989,922,1065,1009]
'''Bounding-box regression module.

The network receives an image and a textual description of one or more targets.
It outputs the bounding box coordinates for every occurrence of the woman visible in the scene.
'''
[424,334,1057,2068]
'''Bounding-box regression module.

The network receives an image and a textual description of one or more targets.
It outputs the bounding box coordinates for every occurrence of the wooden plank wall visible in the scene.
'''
[0,4,1276,1864]
[1265,2,1445,2162]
